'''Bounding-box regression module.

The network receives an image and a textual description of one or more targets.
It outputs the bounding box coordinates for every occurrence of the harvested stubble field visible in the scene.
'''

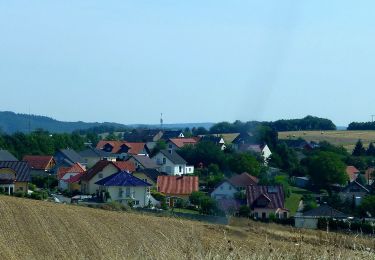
[278,130,375,152]
[0,196,374,260]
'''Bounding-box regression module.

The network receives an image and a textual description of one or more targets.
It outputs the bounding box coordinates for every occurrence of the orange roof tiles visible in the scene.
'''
[169,138,198,148]
[346,166,360,182]
[157,176,199,196]
[57,163,86,180]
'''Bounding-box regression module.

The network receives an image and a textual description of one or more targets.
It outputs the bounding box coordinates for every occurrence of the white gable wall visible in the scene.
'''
[211,181,238,200]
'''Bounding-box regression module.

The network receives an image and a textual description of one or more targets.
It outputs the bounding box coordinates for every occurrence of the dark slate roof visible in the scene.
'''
[124,129,162,142]
[228,172,259,187]
[58,149,84,164]
[161,130,184,140]
[79,147,112,158]
[232,132,254,144]
[158,150,187,165]
[200,136,223,144]
[136,168,167,183]
[303,205,348,218]
[246,185,286,210]
[0,150,18,161]
[130,155,159,169]
[0,161,31,182]
[95,171,151,187]
[341,181,370,193]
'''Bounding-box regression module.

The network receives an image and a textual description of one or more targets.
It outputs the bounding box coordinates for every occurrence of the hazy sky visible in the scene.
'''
[0,1,374,126]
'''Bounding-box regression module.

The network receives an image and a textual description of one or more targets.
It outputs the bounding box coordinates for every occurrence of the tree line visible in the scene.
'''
[347,121,375,130]
[0,130,88,159]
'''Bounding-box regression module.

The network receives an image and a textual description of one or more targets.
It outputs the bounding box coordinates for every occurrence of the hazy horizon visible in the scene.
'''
[1,1,374,126]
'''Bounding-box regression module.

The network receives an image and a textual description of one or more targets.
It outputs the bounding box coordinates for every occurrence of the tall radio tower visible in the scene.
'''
[160,113,164,130]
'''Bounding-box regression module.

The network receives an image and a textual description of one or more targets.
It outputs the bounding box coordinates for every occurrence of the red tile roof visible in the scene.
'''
[64,172,85,184]
[157,176,199,196]
[96,141,146,155]
[169,138,198,148]
[346,166,360,182]
[23,155,55,170]
[113,161,136,172]
[80,160,136,182]
[229,172,259,187]
[57,163,86,180]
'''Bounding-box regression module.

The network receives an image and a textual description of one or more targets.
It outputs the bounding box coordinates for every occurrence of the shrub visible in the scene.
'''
[14,191,26,198]
[238,206,250,217]
[151,191,166,202]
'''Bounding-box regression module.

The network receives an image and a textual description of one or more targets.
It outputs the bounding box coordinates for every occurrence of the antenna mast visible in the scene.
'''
[160,113,164,130]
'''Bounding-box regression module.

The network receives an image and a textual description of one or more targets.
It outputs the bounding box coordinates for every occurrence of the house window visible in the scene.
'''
[134,200,140,206]
[220,186,224,190]
[98,173,103,179]
[126,187,131,197]
[179,166,182,173]
[169,144,173,149]
[262,212,266,219]
[283,212,288,219]
[146,187,150,193]
[163,158,166,164]
[119,188,124,198]
[144,179,148,183]
[255,212,259,218]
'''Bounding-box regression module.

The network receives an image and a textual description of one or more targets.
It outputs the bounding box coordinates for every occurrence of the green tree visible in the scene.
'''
[359,195,375,217]
[228,153,260,176]
[307,152,348,191]
[352,139,366,156]
[367,142,375,156]
[189,191,206,206]
[151,140,167,157]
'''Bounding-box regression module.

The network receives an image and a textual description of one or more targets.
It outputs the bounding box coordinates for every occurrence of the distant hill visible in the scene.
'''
[0,111,214,134]
[0,111,127,134]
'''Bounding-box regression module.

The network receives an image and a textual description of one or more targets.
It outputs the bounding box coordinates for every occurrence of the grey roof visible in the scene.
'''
[79,147,112,158]
[0,150,18,161]
[161,130,184,140]
[303,205,348,218]
[58,149,84,164]
[136,168,167,183]
[0,161,31,182]
[159,150,187,165]
[130,155,159,169]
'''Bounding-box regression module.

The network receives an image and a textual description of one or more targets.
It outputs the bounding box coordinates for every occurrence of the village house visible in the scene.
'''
[152,150,194,175]
[80,160,136,195]
[364,168,375,185]
[295,205,349,229]
[123,129,163,143]
[0,161,31,194]
[0,150,18,161]
[96,141,149,160]
[246,185,289,219]
[157,175,199,207]
[57,163,86,192]
[167,138,199,152]
[237,144,272,165]
[211,172,259,200]
[54,149,86,168]
[95,170,152,207]
[133,168,166,188]
[346,166,360,183]
[127,155,159,170]
[23,155,56,177]
[79,147,115,168]
[231,132,254,150]
[199,135,226,150]
[161,130,184,140]
[339,181,369,207]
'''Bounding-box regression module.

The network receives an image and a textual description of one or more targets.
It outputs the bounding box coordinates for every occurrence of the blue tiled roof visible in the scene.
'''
[95,171,151,187]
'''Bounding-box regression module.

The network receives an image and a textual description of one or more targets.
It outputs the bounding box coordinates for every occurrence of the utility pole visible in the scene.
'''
[160,113,164,130]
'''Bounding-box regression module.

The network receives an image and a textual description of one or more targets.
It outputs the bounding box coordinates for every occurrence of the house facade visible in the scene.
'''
[246,185,289,219]
[295,205,348,229]
[23,155,56,177]
[152,150,194,175]
[339,181,369,207]
[0,161,31,194]
[57,163,86,192]
[81,160,136,195]
[157,175,199,207]
[95,171,152,207]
